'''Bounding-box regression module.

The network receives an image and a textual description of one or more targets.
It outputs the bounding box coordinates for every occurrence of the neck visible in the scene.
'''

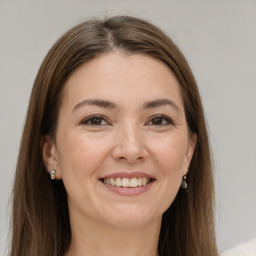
[66,211,161,256]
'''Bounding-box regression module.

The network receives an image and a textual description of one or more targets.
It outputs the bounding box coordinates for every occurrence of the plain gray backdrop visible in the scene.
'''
[0,1,256,255]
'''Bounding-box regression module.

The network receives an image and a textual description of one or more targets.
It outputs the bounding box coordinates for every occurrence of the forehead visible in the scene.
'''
[61,52,184,111]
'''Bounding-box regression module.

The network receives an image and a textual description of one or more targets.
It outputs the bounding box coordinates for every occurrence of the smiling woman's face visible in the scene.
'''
[43,52,196,229]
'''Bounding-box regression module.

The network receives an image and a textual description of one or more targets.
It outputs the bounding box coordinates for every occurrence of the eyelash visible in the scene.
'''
[81,114,174,126]
[146,115,174,126]
[81,115,109,126]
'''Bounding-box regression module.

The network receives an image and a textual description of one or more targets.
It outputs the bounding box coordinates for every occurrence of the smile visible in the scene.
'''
[102,177,151,188]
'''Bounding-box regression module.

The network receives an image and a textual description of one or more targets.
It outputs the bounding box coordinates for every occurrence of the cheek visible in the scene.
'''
[147,133,188,210]
[149,133,188,177]
[57,132,110,181]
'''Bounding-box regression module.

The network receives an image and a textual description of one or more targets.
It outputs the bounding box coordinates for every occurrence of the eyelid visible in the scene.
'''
[80,115,110,125]
[146,114,175,126]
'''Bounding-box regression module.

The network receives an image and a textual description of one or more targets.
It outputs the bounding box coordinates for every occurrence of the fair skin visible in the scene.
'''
[42,52,196,256]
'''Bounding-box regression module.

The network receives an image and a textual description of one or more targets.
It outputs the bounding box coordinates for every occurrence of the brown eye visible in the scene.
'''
[90,117,103,125]
[82,116,108,126]
[147,115,173,126]
[152,117,164,125]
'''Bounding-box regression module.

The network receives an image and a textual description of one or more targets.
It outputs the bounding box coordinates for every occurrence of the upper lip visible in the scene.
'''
[99,172,156,180]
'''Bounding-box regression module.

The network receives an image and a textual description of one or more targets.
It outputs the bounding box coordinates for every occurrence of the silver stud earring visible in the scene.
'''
[50,169,56,180]
[181,175,187,189]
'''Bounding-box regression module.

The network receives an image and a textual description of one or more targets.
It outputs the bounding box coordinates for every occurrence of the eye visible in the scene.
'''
[81,115,108,126]
[146,115,174,126]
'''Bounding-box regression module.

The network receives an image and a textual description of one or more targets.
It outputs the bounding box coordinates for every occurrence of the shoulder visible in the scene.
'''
[221,238,256,256]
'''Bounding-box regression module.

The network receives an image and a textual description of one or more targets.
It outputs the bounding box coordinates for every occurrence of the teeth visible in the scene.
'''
[116,178,122,187]
[130,178,137,187]
[102,177,151,188]
[122,178,130,187]
[110,178,115,186]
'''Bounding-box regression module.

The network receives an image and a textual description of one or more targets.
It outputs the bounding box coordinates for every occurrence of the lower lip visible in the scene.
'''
[101,180,155,196]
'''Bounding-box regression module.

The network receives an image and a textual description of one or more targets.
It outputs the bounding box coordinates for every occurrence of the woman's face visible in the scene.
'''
[43,52,196,228]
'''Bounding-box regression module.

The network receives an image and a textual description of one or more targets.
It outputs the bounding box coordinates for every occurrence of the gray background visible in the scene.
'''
[0,1,255,255]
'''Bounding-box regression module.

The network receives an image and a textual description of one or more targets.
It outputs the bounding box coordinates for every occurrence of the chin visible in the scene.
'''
[100,204,159,228]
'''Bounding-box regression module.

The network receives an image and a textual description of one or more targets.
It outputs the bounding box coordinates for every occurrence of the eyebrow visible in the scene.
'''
[143,99,181,113]
[73,98,181,112]
[73,99,117,112]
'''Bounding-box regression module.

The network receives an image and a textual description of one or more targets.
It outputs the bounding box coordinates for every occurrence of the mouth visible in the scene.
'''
[100,177,154,188]
[98,172,156,196]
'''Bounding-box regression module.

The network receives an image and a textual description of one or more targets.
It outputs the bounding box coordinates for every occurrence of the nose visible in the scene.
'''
[111,123,148,164]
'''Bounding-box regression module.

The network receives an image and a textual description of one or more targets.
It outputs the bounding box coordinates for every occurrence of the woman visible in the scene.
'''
[10,16,218,256]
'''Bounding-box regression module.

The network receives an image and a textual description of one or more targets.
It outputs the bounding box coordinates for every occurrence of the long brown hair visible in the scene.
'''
[10,16,218,256]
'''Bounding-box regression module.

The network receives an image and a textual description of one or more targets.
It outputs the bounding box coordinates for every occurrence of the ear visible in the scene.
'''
[41,135,61,180]
[183,133,197,175]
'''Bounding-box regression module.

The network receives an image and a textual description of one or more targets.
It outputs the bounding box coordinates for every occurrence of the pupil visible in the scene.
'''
[153,117,162,125]
[92,118,101,125]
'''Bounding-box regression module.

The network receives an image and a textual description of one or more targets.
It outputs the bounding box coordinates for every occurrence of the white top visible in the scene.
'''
[221,238,256,256]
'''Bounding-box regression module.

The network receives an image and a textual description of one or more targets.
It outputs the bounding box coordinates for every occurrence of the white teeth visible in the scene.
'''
[130,178,137,187]
[116,178,122,187]
[102,177,151,188]
[122,178,130,187]
[110,178,115,186]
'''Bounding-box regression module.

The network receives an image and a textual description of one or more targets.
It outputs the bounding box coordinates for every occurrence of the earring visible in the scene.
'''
[181,175,187,189]
[50,169,56,180]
